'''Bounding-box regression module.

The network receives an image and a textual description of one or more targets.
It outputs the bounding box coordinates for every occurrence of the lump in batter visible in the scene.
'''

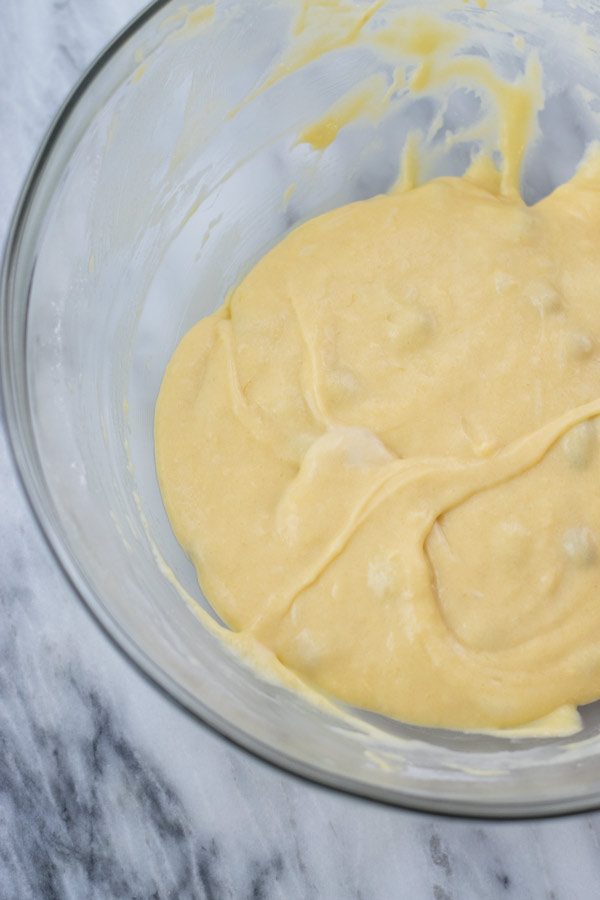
[155,163,600,732]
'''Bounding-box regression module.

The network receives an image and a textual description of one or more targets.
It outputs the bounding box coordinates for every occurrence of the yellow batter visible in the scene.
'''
[150,0,600,733]
[155,150,600,732]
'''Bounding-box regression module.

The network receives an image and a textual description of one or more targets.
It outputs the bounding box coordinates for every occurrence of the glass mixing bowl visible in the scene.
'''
[4,0,600,817]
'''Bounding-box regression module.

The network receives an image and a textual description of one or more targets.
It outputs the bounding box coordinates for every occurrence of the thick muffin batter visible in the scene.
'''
[155,157,600,732]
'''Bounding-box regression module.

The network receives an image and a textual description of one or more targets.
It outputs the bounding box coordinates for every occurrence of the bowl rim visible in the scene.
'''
[3,0,600,821]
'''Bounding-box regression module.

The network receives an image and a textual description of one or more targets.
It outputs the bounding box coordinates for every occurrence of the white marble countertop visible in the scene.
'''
[3,2,600,897]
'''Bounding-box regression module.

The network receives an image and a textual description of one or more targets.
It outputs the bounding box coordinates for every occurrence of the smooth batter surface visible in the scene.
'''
[155,152,600,732]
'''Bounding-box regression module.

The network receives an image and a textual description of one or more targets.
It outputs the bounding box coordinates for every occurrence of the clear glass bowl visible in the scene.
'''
[4,0,600,817]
